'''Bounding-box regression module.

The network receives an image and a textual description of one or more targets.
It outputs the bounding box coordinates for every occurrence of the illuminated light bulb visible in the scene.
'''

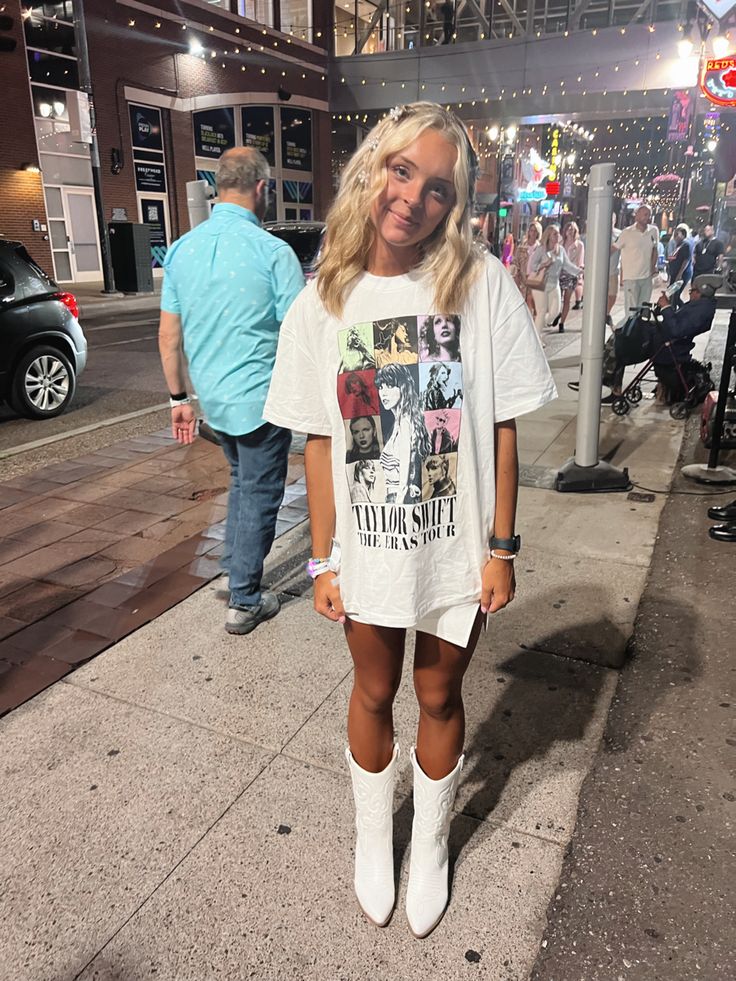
[678,37,694,59]
[53,101,64,116]
[488,125,499,141]
[39,102,52,117]
[707,138,718,152]
[506,125,517,142]
[189,39,204,56]
[713,35,730,58]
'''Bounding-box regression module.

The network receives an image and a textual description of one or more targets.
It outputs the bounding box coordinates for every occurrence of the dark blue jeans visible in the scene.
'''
[217,422,291,609]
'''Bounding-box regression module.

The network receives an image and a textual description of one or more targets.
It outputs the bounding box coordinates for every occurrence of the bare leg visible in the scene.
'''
[560,287,572,325]
[413,612,483,779]
[345,620,405,772]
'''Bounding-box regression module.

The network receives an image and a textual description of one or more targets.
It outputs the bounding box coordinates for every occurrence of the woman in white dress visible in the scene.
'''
[264,102,556,938]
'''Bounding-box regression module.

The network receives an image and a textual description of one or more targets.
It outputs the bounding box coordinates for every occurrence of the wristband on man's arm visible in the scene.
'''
[169,392,190,407]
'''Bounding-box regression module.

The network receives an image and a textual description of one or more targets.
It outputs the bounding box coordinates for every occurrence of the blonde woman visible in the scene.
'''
[264,102,556,937]
[514,220,542,314]
[529,223,582,337]
[560,221,585,328]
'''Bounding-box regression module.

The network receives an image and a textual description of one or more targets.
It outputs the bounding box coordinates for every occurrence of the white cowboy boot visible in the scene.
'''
[406,746,464,938]
[345,743,400,926]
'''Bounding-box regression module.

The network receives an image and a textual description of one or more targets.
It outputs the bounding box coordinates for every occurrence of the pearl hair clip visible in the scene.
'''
[389,105,406,122]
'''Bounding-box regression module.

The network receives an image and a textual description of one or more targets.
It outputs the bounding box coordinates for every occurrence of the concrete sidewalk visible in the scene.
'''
[1,307,730,980]
[73,279,162,320]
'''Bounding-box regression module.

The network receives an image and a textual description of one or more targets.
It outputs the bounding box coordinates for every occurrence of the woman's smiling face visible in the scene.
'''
[370,129,458,259]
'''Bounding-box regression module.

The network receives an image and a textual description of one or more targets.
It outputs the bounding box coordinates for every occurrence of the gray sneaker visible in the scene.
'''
[225,591,280,635]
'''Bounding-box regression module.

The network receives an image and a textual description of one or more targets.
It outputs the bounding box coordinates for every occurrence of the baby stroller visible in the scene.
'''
[604,301,714,419]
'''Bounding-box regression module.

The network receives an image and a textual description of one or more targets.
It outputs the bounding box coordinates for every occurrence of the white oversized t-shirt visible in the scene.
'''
[264,254,556,630]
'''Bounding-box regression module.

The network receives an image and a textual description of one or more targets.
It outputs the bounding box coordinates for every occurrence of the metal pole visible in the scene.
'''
[186,180,212,229]
[556,162,631,492]
[74,0,116,292]
[709,178,720,225]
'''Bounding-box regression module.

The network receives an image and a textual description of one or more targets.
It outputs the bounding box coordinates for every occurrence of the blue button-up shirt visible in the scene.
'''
[161,203,304,435]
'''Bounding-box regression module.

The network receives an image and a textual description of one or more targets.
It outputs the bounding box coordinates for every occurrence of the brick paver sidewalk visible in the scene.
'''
[0,430,306,715]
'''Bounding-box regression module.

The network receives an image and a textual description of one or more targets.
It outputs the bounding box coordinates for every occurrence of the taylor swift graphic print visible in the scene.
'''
[337,315,463,551]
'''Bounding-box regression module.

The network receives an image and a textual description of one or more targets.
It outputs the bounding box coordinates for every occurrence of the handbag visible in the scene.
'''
[526,268,546,291]
[614,306,661,366]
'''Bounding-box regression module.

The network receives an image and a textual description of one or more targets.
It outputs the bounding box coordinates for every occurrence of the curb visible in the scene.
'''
[77,294,161,319]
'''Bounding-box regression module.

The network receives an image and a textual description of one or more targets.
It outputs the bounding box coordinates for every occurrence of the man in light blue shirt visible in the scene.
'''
[159,147,304,635]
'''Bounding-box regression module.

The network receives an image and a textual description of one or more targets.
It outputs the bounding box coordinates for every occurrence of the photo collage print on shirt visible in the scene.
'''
[337,315,463,508]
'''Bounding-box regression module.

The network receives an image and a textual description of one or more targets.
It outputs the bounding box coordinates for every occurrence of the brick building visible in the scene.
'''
[0,0,332,284]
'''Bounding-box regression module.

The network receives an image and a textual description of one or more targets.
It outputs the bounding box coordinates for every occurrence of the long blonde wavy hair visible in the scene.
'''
[317,102,482,318]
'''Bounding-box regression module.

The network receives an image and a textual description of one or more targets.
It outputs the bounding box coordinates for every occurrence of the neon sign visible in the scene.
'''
[701,57,736,107]
[518,188,547,201]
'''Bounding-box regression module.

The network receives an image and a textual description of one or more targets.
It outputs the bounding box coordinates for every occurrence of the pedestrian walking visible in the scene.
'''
[158,146,304,635]
[513,220,541,316]
[264,101,556,937]
[667,224,693,309]
[559,220,585,326]
[528,223,582,337]
[692,223,724,278]
[614,203,659,317]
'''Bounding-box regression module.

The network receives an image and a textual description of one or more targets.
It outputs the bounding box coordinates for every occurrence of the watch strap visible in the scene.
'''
[489,534,521,553]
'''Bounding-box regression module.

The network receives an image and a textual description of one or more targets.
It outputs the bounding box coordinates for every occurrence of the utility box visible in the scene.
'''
[108,222,153,293]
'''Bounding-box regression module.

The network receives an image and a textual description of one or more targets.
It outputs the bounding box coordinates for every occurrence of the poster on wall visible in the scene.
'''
[141,198,168,268]
[194,108,235,158]
[283,180,313,204]
[129,104,163,152]
[135,161,166,193]
[241,106,275,165]
[667,91,693,142]
[280,108,312,171]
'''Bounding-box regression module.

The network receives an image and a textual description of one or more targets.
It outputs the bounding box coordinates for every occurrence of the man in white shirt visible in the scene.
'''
[614,204,659,318]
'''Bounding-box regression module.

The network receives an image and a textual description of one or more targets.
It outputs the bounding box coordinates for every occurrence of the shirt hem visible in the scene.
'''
[343,595,481,629]
[263,409,332,436]
[495,387,558,423]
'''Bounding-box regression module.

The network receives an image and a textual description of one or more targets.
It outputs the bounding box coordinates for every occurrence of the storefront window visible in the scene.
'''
[28,49,79,88]
[24,14,76,56]
[23,1,75,20]
[281,0,312,42]
[206,0,274,28]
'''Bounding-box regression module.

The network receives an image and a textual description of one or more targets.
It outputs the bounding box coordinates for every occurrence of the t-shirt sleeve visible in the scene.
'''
[491,299,558,422]
[263,288,332,436]
[160,245,180,314]
[272,243,306,322]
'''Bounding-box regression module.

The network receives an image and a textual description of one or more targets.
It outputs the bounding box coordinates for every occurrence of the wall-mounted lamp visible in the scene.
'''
[21,162,41,173]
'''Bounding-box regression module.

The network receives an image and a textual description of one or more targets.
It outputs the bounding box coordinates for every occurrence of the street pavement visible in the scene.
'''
[1,301,733,980]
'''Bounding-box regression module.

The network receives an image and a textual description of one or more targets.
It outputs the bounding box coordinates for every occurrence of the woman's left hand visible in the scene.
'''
[480,558,516,615]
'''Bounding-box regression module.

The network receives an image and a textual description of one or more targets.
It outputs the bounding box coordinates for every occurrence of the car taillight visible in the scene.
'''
[55,291,79,319]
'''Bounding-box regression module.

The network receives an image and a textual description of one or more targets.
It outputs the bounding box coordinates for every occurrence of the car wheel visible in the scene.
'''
[11,345,76,419]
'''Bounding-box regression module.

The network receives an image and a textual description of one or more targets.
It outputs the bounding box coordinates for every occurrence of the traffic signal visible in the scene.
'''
[0,13,17,53]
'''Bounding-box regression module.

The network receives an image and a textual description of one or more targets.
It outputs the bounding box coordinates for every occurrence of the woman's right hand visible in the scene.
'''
[314,571,346,624]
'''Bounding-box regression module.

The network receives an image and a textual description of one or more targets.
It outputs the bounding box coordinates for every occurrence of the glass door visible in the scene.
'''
[62,187,101,282]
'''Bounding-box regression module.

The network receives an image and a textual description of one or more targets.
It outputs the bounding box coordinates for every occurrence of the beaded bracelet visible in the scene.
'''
[306,557,332,579]
[490,549,516,562]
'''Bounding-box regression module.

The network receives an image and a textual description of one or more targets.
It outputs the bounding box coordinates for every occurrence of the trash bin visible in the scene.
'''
[108,222,153,293]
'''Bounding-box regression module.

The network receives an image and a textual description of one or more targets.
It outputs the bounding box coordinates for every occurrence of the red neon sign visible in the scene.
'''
[545,181,561,196]
[701,56,736,107]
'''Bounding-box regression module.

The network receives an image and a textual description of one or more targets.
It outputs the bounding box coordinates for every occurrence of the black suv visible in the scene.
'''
[0,240,87,419]
[263,221,325,279]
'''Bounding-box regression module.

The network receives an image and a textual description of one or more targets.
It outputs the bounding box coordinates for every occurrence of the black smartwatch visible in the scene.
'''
[489,534,521,554]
